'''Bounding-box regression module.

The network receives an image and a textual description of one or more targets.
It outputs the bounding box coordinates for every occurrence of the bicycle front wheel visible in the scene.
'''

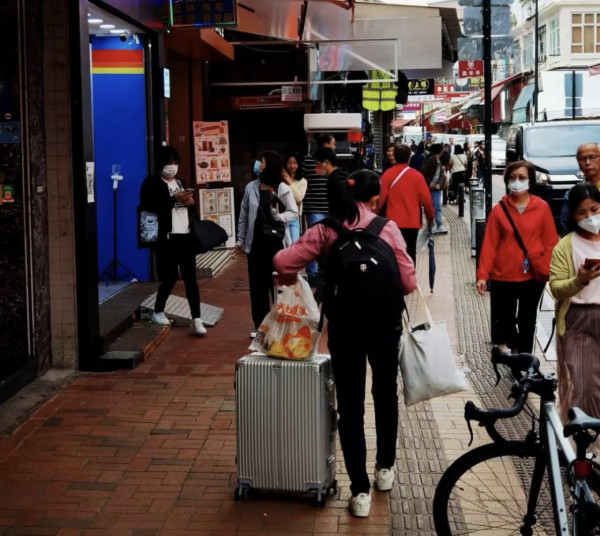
[434,442,557,536]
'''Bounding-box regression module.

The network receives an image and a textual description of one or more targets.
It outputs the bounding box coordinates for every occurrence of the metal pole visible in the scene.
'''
[483,0,492,219]
[533,0,539,122]
[572,69,576,119]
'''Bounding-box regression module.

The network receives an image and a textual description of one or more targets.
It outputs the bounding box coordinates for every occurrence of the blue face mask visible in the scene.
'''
[253,160,262,176]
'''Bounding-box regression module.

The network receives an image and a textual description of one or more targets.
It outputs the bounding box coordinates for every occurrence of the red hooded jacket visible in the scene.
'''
[476,194,558,282]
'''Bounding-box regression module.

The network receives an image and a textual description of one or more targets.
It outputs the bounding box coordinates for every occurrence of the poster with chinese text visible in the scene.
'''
[199,187,235,248]
[193,120,231,184]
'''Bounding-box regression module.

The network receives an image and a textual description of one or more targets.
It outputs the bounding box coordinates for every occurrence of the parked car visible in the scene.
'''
[491,137,506,171]
[506,120,600,230]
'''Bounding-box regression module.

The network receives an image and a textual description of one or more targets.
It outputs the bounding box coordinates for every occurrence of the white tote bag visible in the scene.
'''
[399,286,468,406]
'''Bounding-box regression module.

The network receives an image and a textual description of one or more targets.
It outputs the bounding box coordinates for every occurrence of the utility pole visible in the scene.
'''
[483,0,492,218]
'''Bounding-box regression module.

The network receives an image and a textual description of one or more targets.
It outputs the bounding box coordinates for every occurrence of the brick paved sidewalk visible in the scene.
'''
[0,207,485,536]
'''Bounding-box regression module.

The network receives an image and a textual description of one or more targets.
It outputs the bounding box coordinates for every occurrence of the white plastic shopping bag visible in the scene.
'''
[399,286,468,406]
[249,277,321,360]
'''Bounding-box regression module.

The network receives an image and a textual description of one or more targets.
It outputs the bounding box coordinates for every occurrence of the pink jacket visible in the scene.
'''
[273,203,417,294]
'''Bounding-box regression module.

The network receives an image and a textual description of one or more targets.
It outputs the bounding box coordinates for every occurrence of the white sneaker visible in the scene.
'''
[191,318,207,336]
[151,312,170,326]
[433,225,448,234]
[374,465,394,491]
[348,492,371,517]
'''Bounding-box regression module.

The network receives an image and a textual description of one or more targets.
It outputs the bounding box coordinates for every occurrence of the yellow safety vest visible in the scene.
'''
[362,70,397,111]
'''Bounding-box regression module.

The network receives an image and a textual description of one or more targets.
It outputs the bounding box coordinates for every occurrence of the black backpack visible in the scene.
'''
[320,217,405,329]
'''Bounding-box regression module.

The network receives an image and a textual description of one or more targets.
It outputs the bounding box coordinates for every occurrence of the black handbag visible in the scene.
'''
[258,205,286,239]
[190,218,228,254]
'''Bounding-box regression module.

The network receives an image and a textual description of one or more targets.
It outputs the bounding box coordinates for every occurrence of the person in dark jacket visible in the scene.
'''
[139,145,206,336]
[409,142,426,171]
[312,147,350,184]
[420,143,448,234]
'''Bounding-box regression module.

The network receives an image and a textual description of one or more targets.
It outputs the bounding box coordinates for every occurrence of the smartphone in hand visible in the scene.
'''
[584,258,600,270]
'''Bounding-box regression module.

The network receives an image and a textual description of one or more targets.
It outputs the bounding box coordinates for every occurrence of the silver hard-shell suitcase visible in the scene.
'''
[234,354,337,505]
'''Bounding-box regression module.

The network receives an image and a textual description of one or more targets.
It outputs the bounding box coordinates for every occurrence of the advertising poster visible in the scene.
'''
[200,187,236,248]
[193,120,231,185]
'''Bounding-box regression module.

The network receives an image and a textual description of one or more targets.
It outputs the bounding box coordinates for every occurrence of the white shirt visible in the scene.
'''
[571,232,600,304]
[164,178,190,235]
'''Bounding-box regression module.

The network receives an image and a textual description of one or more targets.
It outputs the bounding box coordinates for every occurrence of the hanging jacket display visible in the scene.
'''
[362,70,397,111]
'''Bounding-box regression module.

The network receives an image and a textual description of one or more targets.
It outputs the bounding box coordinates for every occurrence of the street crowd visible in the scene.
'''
[137,134,600,518]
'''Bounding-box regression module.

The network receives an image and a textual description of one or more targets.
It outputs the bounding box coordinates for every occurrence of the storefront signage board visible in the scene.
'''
[193,121,231,184]
[169,0,237,28]
[199,187,236,248]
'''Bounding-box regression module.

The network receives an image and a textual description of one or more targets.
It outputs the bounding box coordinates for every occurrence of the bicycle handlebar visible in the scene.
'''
[464,348,544,445]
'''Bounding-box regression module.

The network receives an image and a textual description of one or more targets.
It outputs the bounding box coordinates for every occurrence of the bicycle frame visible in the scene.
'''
[528,400,596,535]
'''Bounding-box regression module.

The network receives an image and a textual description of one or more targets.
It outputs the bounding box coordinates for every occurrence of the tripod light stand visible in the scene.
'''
[99,164,138,284]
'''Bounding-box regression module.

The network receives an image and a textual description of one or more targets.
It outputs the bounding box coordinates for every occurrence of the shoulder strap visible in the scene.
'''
[499,200,528,256]
[365,216,388,236]
[389,166,410,192]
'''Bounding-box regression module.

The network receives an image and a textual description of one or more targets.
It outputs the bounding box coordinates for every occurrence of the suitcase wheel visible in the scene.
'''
[234,486,249,501]
[312,492,326,508]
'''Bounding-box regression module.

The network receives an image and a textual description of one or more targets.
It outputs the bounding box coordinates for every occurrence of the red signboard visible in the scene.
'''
[402,102,422,112]
[434,84,455,96]
[458,60,484,78]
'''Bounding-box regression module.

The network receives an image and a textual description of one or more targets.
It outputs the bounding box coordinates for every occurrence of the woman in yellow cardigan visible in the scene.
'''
[549,182,600,421]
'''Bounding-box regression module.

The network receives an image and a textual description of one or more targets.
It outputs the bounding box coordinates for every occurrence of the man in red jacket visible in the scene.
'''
[379,144,435,265]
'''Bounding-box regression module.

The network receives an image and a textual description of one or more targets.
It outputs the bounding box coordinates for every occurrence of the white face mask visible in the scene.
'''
[508,180,529,194]
[578,213,600,234]
[162,165,178,179]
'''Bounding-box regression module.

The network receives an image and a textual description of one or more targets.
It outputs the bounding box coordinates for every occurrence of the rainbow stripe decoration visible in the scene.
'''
[92,49,144,74]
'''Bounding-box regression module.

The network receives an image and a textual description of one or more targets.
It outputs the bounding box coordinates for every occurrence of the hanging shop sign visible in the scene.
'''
[408,79,435,96]
[281,86,303,102]
[169,0,237,28]
[457,60,483,79]
[193,121,231,184]
[434,84,455,96]
[200,187,236,248]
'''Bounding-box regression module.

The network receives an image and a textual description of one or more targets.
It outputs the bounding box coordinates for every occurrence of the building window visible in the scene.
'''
[513,41,522,74]
[571,12,600,54]
[548,17,560,56]
[523,33,533,69]
[538,24,546,56]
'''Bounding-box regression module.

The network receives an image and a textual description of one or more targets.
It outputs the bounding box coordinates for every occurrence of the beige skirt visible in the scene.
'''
[558,303,600,422]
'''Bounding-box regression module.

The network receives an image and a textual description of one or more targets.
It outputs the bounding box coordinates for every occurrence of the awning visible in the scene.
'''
[513,84,535,110]
[392,118,414,130]
[460,96,480,112]
[479,73,525,104]
[590,63,600,76]
[443,112,463,123]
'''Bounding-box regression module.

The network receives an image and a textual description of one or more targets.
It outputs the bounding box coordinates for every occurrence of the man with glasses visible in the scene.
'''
[576,142,600,185]
[560,142,600,233]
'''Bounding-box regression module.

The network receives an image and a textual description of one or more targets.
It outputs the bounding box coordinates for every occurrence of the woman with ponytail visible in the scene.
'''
[273,170,416,518]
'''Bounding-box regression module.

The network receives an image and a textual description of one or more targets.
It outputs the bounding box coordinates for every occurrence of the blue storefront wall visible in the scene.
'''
[91,35,149,281]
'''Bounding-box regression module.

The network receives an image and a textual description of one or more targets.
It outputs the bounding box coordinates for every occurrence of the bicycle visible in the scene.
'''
[433,347,600,535]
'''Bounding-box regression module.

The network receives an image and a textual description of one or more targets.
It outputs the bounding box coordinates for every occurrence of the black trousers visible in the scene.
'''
[399,228,419,266]
[247,237,283,329]
[154,234,201,319]
[328,321,401,496]
[490,279,545,353]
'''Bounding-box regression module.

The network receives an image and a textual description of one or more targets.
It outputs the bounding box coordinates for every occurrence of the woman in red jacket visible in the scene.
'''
[476,160,558,353]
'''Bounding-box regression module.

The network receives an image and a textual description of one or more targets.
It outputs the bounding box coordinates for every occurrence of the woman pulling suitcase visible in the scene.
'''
[273,170,417,517]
